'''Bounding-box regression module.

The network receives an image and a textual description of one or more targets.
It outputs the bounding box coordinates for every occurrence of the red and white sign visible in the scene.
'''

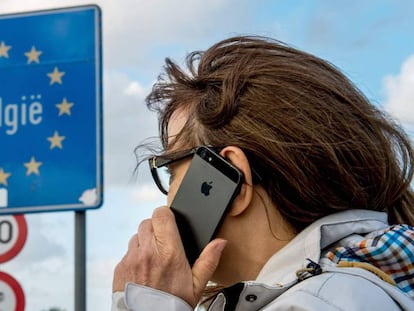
[0,271,25,311]
[0,215,27,263]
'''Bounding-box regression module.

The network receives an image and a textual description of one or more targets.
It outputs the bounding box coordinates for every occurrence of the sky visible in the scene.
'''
[0,0,414,310]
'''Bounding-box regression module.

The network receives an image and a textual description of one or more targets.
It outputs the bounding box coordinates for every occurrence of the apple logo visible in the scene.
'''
[201,181,213,196]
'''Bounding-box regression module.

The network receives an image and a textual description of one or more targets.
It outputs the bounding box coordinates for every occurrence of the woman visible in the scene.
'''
[112,36,414,310]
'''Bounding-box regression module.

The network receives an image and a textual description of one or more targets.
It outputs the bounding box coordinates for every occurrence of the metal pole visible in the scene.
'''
[75,210,86,311]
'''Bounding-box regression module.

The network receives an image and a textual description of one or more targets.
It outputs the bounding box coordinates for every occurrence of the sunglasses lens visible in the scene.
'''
[155,166,171,194]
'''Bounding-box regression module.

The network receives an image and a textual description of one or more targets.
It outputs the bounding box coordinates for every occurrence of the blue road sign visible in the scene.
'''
[0,6,103,214]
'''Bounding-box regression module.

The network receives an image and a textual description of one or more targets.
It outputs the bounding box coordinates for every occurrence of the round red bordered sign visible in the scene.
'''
[0,271,25,311]
[0,215,28,263]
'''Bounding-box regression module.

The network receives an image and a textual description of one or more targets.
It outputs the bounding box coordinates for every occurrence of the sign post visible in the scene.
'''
[75,210,86,311]
[0,6,103,311]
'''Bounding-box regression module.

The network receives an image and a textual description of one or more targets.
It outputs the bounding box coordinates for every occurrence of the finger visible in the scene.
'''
[192,239,227,297]
[137,219,154,249]
[128,233,139,250]
[151,206,182,249]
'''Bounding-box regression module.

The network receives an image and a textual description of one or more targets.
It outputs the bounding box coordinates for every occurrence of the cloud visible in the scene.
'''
[129,183,162,203]
[14,213,68,263]
[87,257,118,310]
[103,71,159,186]
[124,81,145,97]
[100,0,255,72]
[383,54,414,125]
[0,0,257,74]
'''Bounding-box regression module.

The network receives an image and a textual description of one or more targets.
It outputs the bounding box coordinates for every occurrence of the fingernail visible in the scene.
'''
[215,239,227,253]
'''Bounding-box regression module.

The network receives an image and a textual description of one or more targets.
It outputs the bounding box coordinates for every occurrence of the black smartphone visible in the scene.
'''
[170,146,244,266]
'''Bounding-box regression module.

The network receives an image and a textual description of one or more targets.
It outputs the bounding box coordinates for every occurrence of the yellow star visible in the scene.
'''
[0,168,11,186]
[24,157,42,176]
[0,41,12,58]
[25,46,42,64]
[56,98,74,116]
[47,67,65,85]
[47,131,66,149]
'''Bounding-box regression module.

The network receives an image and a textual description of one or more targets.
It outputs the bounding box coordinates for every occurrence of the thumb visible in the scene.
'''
[192,239,227,297]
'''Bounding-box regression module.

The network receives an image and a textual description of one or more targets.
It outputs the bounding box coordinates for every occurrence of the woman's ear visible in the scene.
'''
[220,146,254,217]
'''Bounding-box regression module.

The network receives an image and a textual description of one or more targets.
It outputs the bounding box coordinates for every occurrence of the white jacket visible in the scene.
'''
[112,210,414,310]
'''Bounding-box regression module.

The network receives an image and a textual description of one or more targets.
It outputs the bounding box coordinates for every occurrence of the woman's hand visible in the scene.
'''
[112,206,227,308]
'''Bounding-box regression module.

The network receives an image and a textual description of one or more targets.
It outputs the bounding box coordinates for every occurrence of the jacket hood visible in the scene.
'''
[256,209,389,285]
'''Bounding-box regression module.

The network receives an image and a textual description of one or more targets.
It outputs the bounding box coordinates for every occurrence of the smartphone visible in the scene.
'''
[170,146,244,266]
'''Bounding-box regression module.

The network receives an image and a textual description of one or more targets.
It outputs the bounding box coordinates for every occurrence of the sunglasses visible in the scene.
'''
[148,145,262,195]
[148,146,223,195]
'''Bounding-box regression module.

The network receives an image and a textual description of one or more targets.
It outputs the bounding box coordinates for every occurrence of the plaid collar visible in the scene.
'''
[326,224,414,297]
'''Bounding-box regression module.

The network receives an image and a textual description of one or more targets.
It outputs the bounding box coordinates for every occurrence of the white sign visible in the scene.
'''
[0,215,27,263]
[0,271,25,311]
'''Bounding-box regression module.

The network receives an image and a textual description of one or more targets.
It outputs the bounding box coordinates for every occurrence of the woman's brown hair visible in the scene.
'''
[145,35,414,232]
